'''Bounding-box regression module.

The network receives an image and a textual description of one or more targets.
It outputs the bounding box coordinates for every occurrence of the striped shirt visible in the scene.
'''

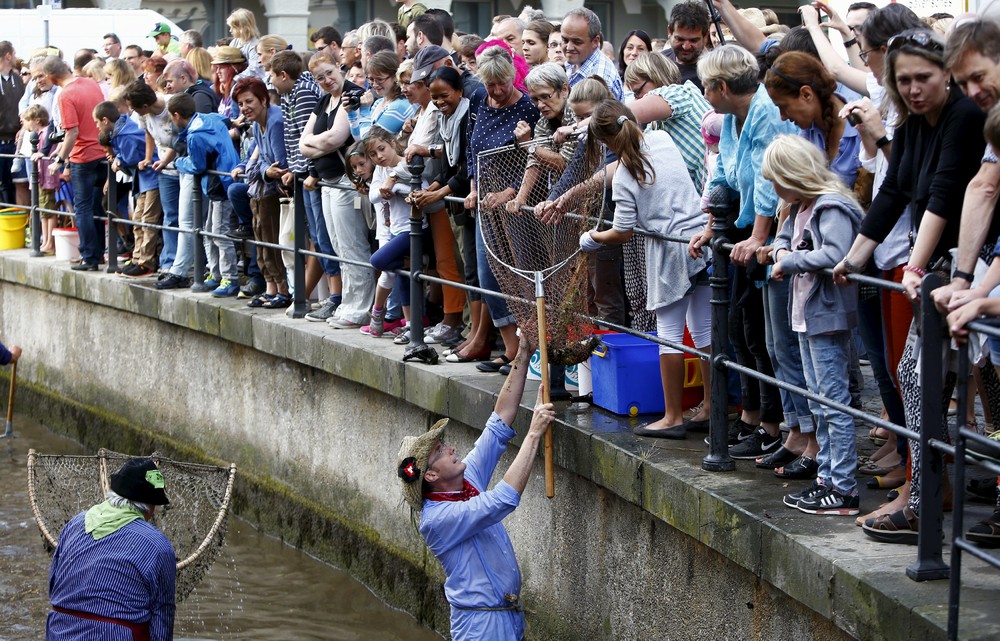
[281,72,321,175]
[566,49,624,100]
[349,97,418,140]
[47,511,176,641]
[645,81,711,191]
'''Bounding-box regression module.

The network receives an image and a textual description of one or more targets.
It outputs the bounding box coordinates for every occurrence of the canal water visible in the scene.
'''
[0,414,442,641]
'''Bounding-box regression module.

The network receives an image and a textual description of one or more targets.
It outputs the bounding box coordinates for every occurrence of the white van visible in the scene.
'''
[0,8,182,58]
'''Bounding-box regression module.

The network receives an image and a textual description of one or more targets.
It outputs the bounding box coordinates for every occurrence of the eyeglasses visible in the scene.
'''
[531,91,556,104]
[858,47,877,64]
[886,30,943,54]
[368,75,392,86]
[630,80,649,96]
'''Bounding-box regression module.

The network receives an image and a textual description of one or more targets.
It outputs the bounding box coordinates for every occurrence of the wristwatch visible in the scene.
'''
[843,37,858,48]
[875,135,892,150]
[51,154,63,165]
[527,143,538,156]
[428,144,442,159]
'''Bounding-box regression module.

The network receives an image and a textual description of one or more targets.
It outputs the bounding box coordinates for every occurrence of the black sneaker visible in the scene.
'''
[238,277,265,299]
[728,427,781,459]
[154,274,191,290]
[796,486,860,515]
[704,417,757,446]
[783,480,823,509]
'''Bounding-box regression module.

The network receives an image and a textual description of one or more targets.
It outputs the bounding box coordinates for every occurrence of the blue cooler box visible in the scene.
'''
[591,333,664,416]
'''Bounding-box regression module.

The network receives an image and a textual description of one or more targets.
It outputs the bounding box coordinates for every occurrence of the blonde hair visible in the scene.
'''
[82,58,106,83]
[357,19,394,43]
[104,57,135,89]
[586,100,655,185]
[569,76,611,106]
[697,44,759,94]
[227,8,260,42]
[624,52,680,88]
[186,47,213,81]
[761,135,857,203]
[397,58,414,83]
[476,45,515,85]
[257,35,289,56]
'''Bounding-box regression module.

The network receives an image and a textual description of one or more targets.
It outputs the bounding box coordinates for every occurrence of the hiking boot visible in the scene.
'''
[306,298,339,322]
[796,486,860,515]
[783,480,823,509]
[728,427,781,459]
[211,278,240,297]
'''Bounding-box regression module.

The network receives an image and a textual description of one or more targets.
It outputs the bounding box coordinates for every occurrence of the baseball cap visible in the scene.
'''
[411,46,450,83]
[148,22,172,37]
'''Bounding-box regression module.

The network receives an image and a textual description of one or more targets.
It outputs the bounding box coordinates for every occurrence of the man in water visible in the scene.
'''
[47,458,176,640]
[396,338,555,640]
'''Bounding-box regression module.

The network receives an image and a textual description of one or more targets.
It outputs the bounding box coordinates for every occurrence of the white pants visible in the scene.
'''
[322,179,375,324]
[654,284,712,355]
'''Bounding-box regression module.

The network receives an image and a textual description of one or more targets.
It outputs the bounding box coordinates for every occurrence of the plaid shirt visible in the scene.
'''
[566,48,623,100]
[281,72,321,175]
[645,81,711,191]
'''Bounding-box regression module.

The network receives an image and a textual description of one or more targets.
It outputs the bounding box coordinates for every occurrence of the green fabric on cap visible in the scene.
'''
[145,470,164,489]
[84,500,144,541]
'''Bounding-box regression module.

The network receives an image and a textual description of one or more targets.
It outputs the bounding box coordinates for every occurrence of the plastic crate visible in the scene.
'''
[591,332,704,417]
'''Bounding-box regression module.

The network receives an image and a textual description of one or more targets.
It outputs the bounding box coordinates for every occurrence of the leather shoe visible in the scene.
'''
[633,424,687,439]
[71,262,99,271]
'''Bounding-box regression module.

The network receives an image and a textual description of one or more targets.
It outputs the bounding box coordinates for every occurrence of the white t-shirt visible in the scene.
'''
[137,96,176,163]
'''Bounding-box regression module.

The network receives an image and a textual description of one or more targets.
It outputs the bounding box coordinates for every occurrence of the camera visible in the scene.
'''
[847,110,863,126]
[48,128,66,144]
[343,87,365,110]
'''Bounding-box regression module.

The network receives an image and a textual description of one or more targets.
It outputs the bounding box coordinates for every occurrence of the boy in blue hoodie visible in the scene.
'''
[157,93,241,296]
[94,101,162,278]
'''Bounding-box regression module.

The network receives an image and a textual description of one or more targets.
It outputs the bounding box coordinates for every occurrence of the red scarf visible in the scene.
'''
[424,480,480,503]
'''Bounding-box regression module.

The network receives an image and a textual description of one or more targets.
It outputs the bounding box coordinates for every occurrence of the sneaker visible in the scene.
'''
[383,318,406,334]
[367,307,386,337]
[426,322,464,346]
[154,274,191,290]
[729,427,781,459]
[121,263,154,278]
[238,277,266,299]
[796,486,860,516]
[393,327,412,345]
[306,298,340,322]
[327,317,363,329]
[192,277,220,293]
[704,418,758,446]
[212,278,240,297]
[783,480,823,509]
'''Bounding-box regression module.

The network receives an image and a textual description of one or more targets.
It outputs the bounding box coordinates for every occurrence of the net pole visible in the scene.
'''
[535,271,554,499]
[3,360,16,438]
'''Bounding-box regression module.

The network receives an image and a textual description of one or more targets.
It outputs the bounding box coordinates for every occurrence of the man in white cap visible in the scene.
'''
[397,338,554,640]
[47,457,176,641]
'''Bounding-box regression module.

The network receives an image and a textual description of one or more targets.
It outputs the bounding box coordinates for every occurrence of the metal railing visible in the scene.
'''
[4,147,999,639]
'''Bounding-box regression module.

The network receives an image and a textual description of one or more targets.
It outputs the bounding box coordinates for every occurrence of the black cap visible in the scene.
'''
[110,458,170,506]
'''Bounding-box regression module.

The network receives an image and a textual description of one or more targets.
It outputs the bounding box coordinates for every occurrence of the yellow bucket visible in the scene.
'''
[0,208,27,250]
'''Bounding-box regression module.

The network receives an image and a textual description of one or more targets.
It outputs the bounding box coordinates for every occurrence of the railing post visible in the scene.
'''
[704,212,735,472]
[402,156,437,364]
[105,163,119,273]
[906,272,950,581]
[28,133,41,257]
[191,178,205,287]
[947,345,970,637]
[290,178,308,318]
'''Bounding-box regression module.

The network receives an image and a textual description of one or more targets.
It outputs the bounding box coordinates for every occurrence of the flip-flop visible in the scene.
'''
[862,507,919,545]
[774,455,818,479]
[967,510,1000,547]
[476,354,511,373]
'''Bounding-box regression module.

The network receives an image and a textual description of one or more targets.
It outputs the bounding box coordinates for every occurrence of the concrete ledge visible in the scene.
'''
[3,249,998,641]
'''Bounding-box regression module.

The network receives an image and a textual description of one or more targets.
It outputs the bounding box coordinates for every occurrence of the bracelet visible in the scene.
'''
[841,257,865,274]
[875,135,892,149]
[953,269,976,283]
[843,37,858,48]
[903,264,927,277]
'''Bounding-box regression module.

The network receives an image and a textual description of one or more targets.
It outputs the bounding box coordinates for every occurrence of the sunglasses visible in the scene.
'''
[886,31,943,54]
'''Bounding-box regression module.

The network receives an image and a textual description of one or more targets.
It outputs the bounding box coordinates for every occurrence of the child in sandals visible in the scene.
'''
[763,135,864,516]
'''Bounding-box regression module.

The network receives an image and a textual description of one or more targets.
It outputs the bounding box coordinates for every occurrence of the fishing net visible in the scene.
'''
[27,448,236,602]
[476,137,608,365]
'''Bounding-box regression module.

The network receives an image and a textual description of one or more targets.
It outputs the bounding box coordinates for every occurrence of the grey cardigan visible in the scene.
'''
[771,192,863,337]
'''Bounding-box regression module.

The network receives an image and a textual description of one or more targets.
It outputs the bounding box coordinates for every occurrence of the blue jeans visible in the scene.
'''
[302,184,340,277]
[764,278,813,431]
[475,215,515,327]
[69,159,106,265]
[169,173,207,277]
[158,172,180,271]
[798,332,858,495]
[228,181,261,281]
[371,231,411,305]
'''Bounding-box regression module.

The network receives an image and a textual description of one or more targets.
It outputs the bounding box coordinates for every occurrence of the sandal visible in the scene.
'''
[866,466,905,489]
[755,445,800,469]
[868,426,890,446]
[967,477,999,502]
[476,354,512,373]
[967,510,1000,547]
[246,293,272,308]
[262,293,291,309]
[774,455,818,479]
[858,459,900,476]
[862,506,919,545]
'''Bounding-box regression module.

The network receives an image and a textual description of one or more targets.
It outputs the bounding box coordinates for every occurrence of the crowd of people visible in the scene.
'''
[3,2,1000,630]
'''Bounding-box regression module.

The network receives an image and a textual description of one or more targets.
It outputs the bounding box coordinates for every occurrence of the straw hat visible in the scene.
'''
[396,418,449,511]
[210,46,246,65]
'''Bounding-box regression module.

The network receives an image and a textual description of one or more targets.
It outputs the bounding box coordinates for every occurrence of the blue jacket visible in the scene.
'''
[175,112,240,202]
[111,115,158,194]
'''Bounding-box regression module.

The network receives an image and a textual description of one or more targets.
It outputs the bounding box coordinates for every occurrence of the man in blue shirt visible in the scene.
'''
[561,7,623,100]
[396,338,555,641]
[47,458,175,641]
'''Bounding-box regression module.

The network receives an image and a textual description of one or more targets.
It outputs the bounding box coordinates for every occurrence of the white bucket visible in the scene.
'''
[53,227,80,262]
[577,358,592,396]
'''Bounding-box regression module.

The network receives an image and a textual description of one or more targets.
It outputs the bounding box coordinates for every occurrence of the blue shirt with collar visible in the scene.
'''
[566,48,624,100]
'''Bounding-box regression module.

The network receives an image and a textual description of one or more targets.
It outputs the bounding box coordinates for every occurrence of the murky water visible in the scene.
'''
[0,414,442,641]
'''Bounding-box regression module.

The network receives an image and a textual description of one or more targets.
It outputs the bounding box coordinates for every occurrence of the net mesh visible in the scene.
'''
[27,449,236,602]
[476,138,608,365]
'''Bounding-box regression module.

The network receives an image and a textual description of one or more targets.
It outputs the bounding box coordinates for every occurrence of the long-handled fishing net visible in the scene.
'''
[477,137,608,498]
[27,448,237,601]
